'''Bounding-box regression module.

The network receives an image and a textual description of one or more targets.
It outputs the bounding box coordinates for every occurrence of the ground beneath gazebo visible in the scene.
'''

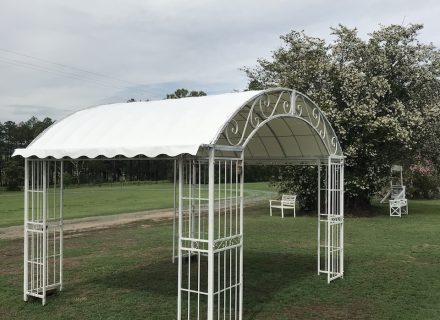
[1,201,439,319]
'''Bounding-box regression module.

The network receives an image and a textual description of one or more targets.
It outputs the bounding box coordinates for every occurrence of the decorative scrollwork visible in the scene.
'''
[282,100,290,114]
[213,235,242,251]
[225,90,291,146]
[258,93,272,118]
[222,89,341,156]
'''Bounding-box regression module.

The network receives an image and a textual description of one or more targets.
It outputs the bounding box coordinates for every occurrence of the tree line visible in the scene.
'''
[0,117,53,189]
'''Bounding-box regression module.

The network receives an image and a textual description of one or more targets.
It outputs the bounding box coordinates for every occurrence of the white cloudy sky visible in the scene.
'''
[0,0,439,122]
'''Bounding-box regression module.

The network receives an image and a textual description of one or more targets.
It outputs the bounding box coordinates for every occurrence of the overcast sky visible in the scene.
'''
[0,0,439,122]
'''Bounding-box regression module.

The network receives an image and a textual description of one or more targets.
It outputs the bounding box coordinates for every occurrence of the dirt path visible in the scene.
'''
[0,190,274,240]
[0,194,274,240]
[0,209,174,240]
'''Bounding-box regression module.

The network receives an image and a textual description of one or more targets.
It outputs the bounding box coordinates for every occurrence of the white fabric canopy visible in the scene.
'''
[13,89,341,160]
[13,91,261,159]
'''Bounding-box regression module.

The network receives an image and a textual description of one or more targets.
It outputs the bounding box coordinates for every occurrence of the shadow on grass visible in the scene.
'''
[89,250,317,315]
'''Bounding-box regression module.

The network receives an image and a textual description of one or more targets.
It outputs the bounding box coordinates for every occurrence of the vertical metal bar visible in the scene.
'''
[317,161,321,275]
[326,158,331,283]
[177,158,183,320]
[208,149,215,320]
[31,161,34,222]
[42,160,47,305]
[229,161,232,319]
[218,161,221,240]
[333,161,336,277]
[60,161,64,290]
[332,160,335,278]
[173,159,177,263]
[192,161,196,242]
[235,161,238,320]
[217,160,221,320]
[189,162,192,246]
[53,162,56,285]
[31,161,34,294]
[198,162,201,240]
[239,154,244,320]
[37,161,39,294]
[23,158,29,301]
[35,161,39,294]
[223,161,227,320]
[197,161,201,320]
[37,161,40,293]
[46,162,49,288]
[188,163,192,320]
[188,246,191,320]
[202,164,209,240]
[340,162,344,277]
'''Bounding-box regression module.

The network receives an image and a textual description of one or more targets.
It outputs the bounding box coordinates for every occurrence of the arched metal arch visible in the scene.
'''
[212,88,342,157]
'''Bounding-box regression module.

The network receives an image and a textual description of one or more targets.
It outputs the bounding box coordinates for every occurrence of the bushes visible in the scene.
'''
[407,160,440,199]
[273,166,318,211]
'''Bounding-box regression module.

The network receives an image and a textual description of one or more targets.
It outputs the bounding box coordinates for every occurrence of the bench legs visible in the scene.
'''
[402,204,408,215]
[390,205,397,217]
[269,204,295,218]
[390,205,402,217]
[390,200,408,218]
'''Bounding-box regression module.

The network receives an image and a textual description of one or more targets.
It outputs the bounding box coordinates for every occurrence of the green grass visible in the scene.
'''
[1,200,439,319]
[0,182,275,227]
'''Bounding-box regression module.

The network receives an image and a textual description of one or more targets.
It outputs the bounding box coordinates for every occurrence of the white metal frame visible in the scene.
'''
[21,88,345,319]
[176,149,244,319]
[270,194,297,218]
[23,159,64,305]
[317,156,344,282]
[217,89,344,287]
[176,153,344,319]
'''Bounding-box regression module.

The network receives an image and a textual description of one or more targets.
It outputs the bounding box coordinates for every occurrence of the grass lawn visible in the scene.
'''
[0,182,275,227]
[1,200,439,319]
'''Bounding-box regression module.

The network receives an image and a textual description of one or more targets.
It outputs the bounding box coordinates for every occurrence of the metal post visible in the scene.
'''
[239,153,244,320]
[42,160,47,305]
[326,157,331,284]
[317,161,321,275]
[23,158,29,302]
[173,159,177,263]
[191,160,196,242]
[340,161,344,278]
[207,149,215,320]
[60,161,64,291]
[177,158,183,319]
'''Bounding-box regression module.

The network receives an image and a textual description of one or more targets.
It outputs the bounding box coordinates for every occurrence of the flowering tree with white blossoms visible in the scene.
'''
[244,24,440,209]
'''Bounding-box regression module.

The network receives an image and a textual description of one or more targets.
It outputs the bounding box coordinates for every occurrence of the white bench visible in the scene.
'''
[270,195,296,218]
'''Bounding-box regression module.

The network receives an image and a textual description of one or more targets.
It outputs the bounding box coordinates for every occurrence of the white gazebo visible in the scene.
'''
[14,88,344,319]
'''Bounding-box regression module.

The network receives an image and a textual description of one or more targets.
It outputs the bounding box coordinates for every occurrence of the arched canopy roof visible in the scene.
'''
[13,88,342,161]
